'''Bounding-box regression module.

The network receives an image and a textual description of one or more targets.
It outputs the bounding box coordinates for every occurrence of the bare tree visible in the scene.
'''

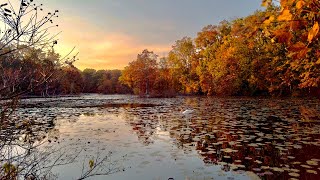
[0,1,123,179]
[0,0,77,100]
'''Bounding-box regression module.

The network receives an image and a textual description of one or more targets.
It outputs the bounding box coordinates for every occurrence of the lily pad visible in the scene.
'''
[301,164,312,169]
[306,170,317,174]
[306,160,318,166]
[288,173,300,177]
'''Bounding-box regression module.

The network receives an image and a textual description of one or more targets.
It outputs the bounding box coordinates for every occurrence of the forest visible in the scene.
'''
[120,1,320,97]
[1,0,319,99]
[0,48,131,98]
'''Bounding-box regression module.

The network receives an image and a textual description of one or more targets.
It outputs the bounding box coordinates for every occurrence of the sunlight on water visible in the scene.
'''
[14,95,320,179]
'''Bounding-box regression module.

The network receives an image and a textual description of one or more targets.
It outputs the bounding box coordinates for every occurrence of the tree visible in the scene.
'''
[168,37,199,94]
[0,0,64,100]
[81,69,98,93]
[262,0,320,95]
[59,65,83,94]
[152,57,176,97]
[0,1,122,179]
[118,1,319,97]
[195,23,227,95]
[120,49,158,96]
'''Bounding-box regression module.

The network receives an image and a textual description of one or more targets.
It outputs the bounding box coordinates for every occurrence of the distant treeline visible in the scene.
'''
[37,67,132,95]
[0,46,131,97]
[120,4,320,97]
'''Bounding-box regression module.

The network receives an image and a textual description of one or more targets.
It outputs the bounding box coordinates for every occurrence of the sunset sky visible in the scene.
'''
[44,0,263,70]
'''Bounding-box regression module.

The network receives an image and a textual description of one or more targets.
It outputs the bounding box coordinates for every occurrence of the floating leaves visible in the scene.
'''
[306,160,319,166]
[289,172,300,177]
[272,167,285,172]
[301,164,312,169]
[306,169,318,174]
[12,95,320,179]
[254,160,263,164]
[221,148,234,153]
[89,160,94,169]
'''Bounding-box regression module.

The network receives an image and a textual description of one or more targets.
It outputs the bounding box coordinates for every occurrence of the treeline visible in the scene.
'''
[51,67,132,95]
[120,2,320,97]
[0,46,131,98]
[80,68,131,94]
[2,1,318,98]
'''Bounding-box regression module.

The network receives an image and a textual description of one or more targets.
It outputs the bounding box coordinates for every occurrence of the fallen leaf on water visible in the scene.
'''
[301,164,312,168]
[306,170,317,174]
[289,173,300,177]
[306,160,318,166]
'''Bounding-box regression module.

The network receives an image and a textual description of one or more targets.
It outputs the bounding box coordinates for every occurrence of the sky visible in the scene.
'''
[42,0,264,70]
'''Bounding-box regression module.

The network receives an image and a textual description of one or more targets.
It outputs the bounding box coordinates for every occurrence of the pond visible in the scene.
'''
[12,95,320,179]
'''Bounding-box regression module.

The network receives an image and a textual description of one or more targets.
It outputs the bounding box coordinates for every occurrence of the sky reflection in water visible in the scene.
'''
[19,95,320,180]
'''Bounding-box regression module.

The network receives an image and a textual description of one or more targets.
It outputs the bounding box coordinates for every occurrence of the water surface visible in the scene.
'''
[16,95,320,179]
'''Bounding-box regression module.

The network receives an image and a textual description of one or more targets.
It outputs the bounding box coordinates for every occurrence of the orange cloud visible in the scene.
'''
[54,16,171,70]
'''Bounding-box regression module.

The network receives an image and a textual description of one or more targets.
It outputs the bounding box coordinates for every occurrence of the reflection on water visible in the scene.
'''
[15,95,320,179]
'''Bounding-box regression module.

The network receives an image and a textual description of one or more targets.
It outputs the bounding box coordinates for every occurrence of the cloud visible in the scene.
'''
[54,15,171,70]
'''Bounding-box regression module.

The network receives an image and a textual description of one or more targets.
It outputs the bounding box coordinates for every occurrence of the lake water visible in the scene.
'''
[15,95,320,179]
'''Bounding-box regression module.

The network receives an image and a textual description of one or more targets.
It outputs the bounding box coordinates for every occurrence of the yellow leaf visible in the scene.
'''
[264,29,271,36]
[296,0,305,10]
[280,0,295,7]
[308,22,319,43]
[316,58,320,65]
[261,0,272,7]
[89,160,94,169]
[278,8,292,21]
[264,16,275,25]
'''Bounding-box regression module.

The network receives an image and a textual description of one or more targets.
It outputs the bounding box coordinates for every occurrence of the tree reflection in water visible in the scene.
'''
[0,101,124,179]
[5,96,320,179]
[120,97,320,179]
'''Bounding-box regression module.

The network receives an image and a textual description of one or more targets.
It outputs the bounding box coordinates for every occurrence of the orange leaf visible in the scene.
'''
[290,21,302,30]
[289,42,305,51]
[274,29,293,44]
[278,8,292,21]
[280,0,295,7]
[308,22,319,43]
[261,0,272,7]
[280,0,288,6]
[296,0,305,10]
[263,16,275,25]
[296,48,309,59]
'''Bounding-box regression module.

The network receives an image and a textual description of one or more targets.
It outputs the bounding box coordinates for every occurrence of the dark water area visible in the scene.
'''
[8,95,320,179]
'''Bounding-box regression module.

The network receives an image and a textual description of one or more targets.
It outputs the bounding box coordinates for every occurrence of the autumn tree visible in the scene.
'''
[120,49,158,96]
[168,37,200,94]
[82,69,98,93]
[59,65,83,94]
[119,1,319,97]
[0,1,124,179]
[195,22,232,95]
[151,57,176,97]
[0,0,80,100]
[262,0,320,95]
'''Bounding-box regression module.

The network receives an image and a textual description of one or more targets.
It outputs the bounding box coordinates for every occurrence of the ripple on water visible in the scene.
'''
[11,95,320,179]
